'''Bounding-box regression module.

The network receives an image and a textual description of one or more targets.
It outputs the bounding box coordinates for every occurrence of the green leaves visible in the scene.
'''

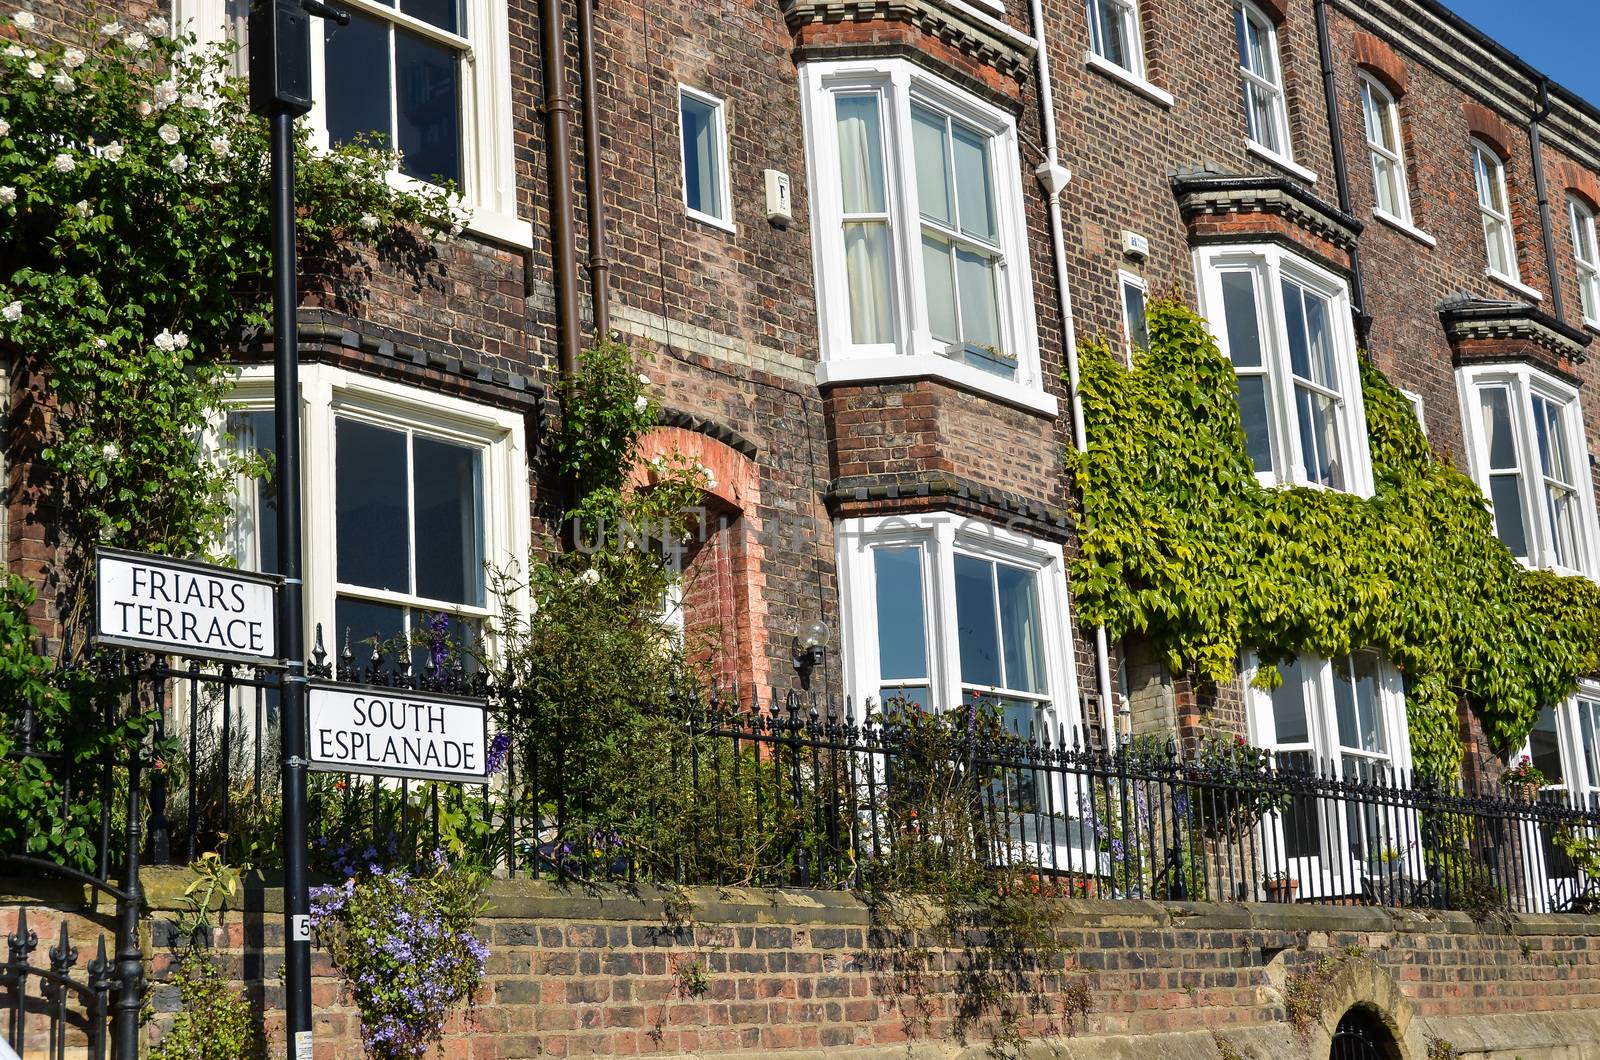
[1071,299,1600,775]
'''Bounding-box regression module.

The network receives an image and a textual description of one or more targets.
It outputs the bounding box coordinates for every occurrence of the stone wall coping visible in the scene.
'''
[17,869,1598,940]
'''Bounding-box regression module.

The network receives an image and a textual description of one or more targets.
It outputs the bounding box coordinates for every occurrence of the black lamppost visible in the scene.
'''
[247,5,344,1057]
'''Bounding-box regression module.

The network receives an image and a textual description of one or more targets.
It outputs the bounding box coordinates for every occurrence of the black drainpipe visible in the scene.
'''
[1530,77,1565,322]
[577,0,612,340]
[1314,0,1371,345]
[540,0,582,381]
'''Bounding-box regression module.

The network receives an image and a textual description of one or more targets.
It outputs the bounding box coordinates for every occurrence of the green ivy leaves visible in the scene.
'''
[1070,299,1600,775]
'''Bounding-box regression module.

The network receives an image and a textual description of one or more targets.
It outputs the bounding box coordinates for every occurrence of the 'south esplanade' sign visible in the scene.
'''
[95,547,280,665]
[306,683,490,784]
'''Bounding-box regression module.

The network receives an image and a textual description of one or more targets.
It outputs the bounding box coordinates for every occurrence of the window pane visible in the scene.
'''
[395,31,462,186]
[951,123,996,244]
[844,222,894,344]
[1220,271,1263,367]
[1271,657,1311,745]
[228,410,278,575]
[1373,155,1399,216]
[400,0,459,33]
[1360,82,1387,150]
[881,685,930,712]
[1479,387,1519,471]
[1532,395,1573,485]
[1245,82,1281,155]
[921,235,958,343]
[1296,386,1344,489]
[874,546,928,682]
[1550,487,1580,569]
[1332,653,1386,754]
[996,564,1045,695]
[911,105,953,228]
[1283,281,1335,388]
[1485,215,1512,276]
[1530,706,1564,786]
[955,247,1001,351]
[835,94,886,215]
[413,436,483,605]
[337,419,410,593]
[1489,474,1530,558]
[1237,375,1275,474]
[680,93,723,219]
[1238,8,1268,77]
[1580,699,1600,791]
[1279,750,1322,859]
[1282,280,1309,377]
[1123,280,1149,354]
[325,12,393,151]
[335,596,408,656]
[954,555,1001,689]
[1098,0,1132,70]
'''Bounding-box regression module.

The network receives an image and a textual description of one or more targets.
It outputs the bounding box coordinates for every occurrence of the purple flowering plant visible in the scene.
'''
[310,850,488,1059]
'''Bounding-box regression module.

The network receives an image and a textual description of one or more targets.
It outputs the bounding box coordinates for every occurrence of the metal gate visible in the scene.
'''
[1330,1009,1391,1060]
[1,909,112,1060]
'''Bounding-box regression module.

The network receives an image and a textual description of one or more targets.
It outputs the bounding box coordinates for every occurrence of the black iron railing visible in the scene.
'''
[1,909,111,1060]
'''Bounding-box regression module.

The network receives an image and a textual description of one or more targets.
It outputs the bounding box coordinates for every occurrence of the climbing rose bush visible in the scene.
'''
[311,851,488,1059]
[0,10,458,563]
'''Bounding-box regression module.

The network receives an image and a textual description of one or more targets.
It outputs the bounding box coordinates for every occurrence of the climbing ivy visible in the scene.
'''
[1068,298,1600,776]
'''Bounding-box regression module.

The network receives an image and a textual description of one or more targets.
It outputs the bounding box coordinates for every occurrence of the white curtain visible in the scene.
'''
[836,95,893,345]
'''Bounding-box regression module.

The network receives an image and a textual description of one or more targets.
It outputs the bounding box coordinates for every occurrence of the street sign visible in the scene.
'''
[306,683,490,783]
[95,547,281,665]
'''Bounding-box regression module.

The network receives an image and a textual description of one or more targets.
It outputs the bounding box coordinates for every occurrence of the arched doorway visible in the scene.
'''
[1329,1007,1400,1060]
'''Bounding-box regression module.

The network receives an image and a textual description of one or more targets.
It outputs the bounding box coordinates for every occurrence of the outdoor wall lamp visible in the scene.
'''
[791,620,830,690]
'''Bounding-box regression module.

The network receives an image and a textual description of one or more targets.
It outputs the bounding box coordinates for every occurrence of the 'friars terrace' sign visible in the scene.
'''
[95,547,280,665]
[307,684,490,783]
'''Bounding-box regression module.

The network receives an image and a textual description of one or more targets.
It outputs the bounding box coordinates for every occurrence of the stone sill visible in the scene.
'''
[15,868,1600,939]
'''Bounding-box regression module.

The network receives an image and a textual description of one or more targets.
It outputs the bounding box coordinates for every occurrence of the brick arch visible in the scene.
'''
[1296,957,1422,1060]
[1561,160,1600,213]
[631,426,768,693]
[1464,101,1516,159]
[1352,31,1408,96]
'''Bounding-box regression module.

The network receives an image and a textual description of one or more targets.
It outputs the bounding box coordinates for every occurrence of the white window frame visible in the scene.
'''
[1473,139,1520,285]
[1359,74,1414,229]
[1518,684,1600,911]
[1086,0,1145,79]
[1245,651,1419,899]
[1194,242,1375,496]
[1235,1,1292,166]
[1118,270,1149,366]
[1457,363,1600,578]
[799,59,1050,416]
[678,85,735,233]
[1568,195,1600,329]
[225,364,532,657]
[170,0,530,248]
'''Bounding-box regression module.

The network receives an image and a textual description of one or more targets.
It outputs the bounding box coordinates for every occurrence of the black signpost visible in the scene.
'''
[247,4,346,1056]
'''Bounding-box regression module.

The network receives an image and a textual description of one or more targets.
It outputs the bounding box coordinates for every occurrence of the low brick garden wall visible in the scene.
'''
[6,870,1600,1059]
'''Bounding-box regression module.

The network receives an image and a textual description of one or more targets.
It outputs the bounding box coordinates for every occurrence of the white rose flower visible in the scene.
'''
[172,331,188,349]
[71,199,90,218]
[11,10,35,29]
[62,47,85,68]
[153,82,177,107]
[102,141,124,162]
[100,442,118,461]
[124,31,147,50]
[168,152,187,174]
[1,301,20,323]
[144,15,165,34]
[93,337,106,348]
[576,568,601,587]
[26,60,44,78]
[0,187,14,205]
[208,136,231,157]
[136,101,153,118]
[358,213,378,231]
[52,153,74,173]
[0,120,8,137]
[154,329,176,352]
[638,373,652,386]
[100,20,121,36]
[181,91,203,109]
[3,45,21,57]
[704,469,717,490]
[157,123,180,145]
[51,72,74,94]
[633,395,649,413]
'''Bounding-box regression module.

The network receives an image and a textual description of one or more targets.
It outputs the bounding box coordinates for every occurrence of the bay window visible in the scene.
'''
[1458,364,1599,576]
[1248,651,1416,897]
[1520,686,1600,910]
[1359,75,1412,226]
[226,365,530,663]
[1196,244,1372,494]
[1473,140,1519,283]
[1235,1,1290,162]
[171,0,527,245]
[801,60,1045,411]
[1569,196,1600,327]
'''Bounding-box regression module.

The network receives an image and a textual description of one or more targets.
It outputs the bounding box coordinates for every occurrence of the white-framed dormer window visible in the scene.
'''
[1087,0,1144,78]
[1247,651,1418,898]
[171,0,528,247]
[799,59,1048,415]
[1458,364,1600,576]
[1568,195,1600,327]
[1359,75,1412,227]
[1195,243,1373,495]
[1473,139,1519,283]
[225,365,531,661]
[1235,1,1290,161]
[1119,270,1150,365]
[679,85,734,232]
